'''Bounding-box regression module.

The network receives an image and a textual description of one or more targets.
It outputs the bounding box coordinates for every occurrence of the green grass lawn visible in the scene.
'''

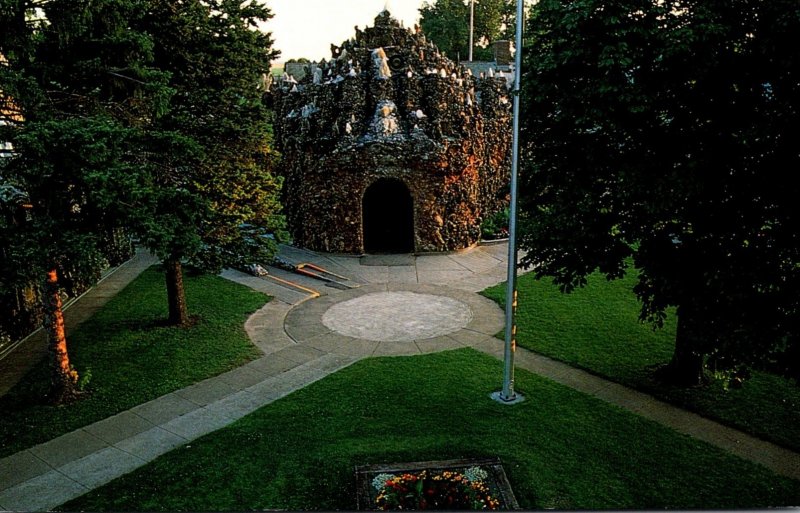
[0,266,268,458]
[482,270,800,452]
[62,349,800,511]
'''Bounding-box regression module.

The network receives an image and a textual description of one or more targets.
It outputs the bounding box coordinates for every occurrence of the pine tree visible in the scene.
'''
[133,0,284,325]
[0,0,170,403]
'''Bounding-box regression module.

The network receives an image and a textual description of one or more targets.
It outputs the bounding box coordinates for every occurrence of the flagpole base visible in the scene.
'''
[490,391,525,405]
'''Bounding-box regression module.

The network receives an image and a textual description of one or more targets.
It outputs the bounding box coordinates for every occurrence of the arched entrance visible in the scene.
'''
[363,178,414,253]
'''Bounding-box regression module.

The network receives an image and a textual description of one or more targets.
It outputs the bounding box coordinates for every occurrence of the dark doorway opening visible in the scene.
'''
[363,178,414,254]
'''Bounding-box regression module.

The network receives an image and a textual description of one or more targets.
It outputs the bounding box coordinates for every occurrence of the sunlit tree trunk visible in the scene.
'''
[44,268,79,405]
[165,257,189,326]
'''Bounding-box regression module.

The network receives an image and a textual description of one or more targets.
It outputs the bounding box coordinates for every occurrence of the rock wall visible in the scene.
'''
[273,9,512,253]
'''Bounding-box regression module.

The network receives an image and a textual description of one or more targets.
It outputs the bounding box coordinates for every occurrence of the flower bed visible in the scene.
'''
[355,458,519,511]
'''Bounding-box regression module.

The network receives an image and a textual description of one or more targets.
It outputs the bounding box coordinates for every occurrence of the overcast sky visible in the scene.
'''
[265,0,428,63]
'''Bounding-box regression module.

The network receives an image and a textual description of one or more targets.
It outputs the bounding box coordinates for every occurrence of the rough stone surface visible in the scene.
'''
[321,291,472,341]
[272,10,512,254]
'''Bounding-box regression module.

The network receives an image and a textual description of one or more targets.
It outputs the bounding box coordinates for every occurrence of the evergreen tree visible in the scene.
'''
[133,0,284,325]
[1,0,284,400]
[0,0,171,403]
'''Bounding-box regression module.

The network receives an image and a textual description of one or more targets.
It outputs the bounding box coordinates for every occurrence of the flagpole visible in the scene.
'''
[469,0,475,62]
[492,0,525,405]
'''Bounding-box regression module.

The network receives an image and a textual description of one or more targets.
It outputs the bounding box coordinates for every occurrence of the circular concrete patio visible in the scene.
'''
[283,283,505,358]
[322,291,473,342]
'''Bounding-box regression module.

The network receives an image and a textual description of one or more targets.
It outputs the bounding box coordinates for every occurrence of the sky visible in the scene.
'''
[264,0,428,63]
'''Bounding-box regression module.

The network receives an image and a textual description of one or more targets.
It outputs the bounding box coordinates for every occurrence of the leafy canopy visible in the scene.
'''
[518,0,800,380]
[419,0,516,61]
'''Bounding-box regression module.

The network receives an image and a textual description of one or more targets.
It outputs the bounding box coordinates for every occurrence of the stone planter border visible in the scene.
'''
[355,457,520,510]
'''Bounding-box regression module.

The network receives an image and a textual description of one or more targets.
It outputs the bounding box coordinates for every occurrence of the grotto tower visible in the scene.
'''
[273,9,512,254]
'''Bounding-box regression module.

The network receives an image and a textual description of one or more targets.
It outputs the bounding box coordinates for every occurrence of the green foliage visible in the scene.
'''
[0,0,173,328]
[420,0,470,60]
[0,266,268,458]
[100,228,135,267]
[2,0,285,327]
[0,0,176,356]
[419,0,515,61]
[1,0,284,398]
[1,122,141,334]
[482,270,800,452]
[61,350,800,511]
[76,367,92,392]
[518,0,800,381]
[480,207,509,240]
[0,115,146,337]
[131,0,285,273]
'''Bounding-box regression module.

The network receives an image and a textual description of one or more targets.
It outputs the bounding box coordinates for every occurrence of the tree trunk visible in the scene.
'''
[44,268,80,405]
[165,258,189,326]
[662,307,707,387]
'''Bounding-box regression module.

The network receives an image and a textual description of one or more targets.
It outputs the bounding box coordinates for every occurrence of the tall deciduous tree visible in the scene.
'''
[0,0,170,403]
[133,0,284,326]
[419,0,515,61]
[519,0,800,385]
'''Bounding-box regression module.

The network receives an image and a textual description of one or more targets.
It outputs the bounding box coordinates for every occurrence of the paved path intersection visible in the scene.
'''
[1,243,798,511]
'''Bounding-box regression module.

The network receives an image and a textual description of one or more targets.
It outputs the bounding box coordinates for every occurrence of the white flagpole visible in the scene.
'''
[469,0,475,61]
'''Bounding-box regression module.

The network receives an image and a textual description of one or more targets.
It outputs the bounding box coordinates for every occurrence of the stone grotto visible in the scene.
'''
[272,9,513,254]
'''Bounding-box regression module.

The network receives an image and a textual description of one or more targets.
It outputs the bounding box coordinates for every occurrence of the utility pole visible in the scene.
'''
[469,0,475,61]
[492,0,525,405]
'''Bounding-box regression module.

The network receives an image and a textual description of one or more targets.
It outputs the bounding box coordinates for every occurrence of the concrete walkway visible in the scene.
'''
[1,243,798,511]
[0,249,160,397]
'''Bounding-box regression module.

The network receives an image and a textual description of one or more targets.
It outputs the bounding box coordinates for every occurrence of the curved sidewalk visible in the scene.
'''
[1,243,798,511]
[0,249,160,397]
